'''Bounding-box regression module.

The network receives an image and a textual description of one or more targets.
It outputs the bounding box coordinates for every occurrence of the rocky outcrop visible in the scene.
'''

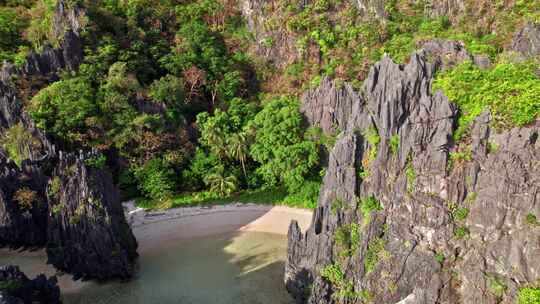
[46,152,138,280]
[0,155,49,248]
[286,51,540,304]
[240,0,301,67]
[509,22,540,60]
[0,265,60,304]
[351,0,386,19]
[0,0,84,249]
[301,77,359,135]
[23,0,85,75]
[424,0,465,19]
[421,39,491,70]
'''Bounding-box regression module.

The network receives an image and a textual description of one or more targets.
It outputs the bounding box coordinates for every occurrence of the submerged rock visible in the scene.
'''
[46,152,138,280]
[286,50,540,303]
[0,265,60,304]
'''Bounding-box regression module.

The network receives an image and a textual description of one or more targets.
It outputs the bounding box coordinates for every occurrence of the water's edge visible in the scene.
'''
[1,231,294,304]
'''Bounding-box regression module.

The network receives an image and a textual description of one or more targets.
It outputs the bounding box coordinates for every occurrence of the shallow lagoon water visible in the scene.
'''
[0,231,294,304]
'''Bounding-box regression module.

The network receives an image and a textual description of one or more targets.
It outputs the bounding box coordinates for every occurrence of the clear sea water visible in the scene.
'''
[0,231,294,304]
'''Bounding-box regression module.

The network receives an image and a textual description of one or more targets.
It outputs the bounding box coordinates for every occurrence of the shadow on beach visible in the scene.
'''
[0,207,302,304]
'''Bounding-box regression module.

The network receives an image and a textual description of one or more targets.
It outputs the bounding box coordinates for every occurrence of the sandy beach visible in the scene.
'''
[124,202,313,252]
[1,203,313,298]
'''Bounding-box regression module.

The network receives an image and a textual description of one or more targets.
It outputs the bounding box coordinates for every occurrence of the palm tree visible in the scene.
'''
[204,121,227,158]
[227,132,249,179]
[205,169,238,196]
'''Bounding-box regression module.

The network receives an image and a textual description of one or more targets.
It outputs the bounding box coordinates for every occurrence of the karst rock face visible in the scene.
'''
[0,0,83,249]
[240,0,304,68]
[286,51,540,304]
[23,0,84,75]
[509,22,540,61]
[0,155,49,248]
[46,152,138,280]
[0,265,60,304]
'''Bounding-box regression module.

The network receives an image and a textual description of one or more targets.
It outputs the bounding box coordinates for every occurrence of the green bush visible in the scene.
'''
[525,213,539,227]
[249,96,320,193]
[149,75,186,107]
[434,252,445,264]
[433,61,540,140]
[0,123,39,166]
[30,77,98,145]
[334,223,361,257]
[518,287,540,304]
[454,226,469,239]
[489,277,507,298]
[84,155,107,169]
[364,237,387,274]
[390,134,400,154]
[132,158,176,201]
[282,180,320,209]
[320,263,363,300]
[0,6,27,63]
[359,196,382,222]
[454,207,470,221]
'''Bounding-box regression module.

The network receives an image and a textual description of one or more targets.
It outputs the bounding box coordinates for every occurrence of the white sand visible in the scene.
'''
[0,203,313,295]
[124,202,313,252]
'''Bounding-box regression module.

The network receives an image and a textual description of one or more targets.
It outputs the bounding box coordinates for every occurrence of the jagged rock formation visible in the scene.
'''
[421,39,491,70]
[46,152,138,280]
[0,0,82,248]
[301,77,359,135]
[0,265,60,304]
[0,1,139,281]
[424,0,465,19]
[286,50,540,303]
[23,0,84,75]
[240,0,303,67]
[0,155,48,248]
[509,22,540,60]
[351,0,386,19]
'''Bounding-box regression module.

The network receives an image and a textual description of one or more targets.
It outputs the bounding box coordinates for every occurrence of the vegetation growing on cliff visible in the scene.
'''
[433,61,540,140]
[1,0,538,213]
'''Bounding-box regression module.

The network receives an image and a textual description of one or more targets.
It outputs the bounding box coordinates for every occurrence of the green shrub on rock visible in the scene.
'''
[433,61,540,140]
[517,286,540,304]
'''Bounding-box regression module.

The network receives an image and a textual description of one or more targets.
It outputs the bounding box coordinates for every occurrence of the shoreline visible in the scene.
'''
[124,202,313,252]
[1,203,313,295]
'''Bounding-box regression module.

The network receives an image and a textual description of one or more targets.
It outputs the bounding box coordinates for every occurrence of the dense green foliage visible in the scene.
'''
[249,97,320,192]
[254,0,539,92]
[320,263,367,300]
[518,287,540,304]
[0,123,40,167]
[1,0,538,212]
[433,61,540,140]
[132,157,175,201]
[30,77,97,144]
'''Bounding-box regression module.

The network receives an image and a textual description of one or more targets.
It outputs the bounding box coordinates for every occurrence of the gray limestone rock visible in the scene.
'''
[286,49,539,304]
[46,152,138,280]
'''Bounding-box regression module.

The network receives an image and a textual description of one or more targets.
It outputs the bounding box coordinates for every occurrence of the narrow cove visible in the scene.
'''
[1,231,293,304]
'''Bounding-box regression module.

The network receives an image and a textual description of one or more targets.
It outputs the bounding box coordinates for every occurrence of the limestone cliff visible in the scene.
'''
[46,152,138,280]
[285,49,540,304]
[0,0,138,281]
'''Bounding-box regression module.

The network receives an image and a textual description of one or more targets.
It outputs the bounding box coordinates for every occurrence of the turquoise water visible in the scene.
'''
[0,231,294,304]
